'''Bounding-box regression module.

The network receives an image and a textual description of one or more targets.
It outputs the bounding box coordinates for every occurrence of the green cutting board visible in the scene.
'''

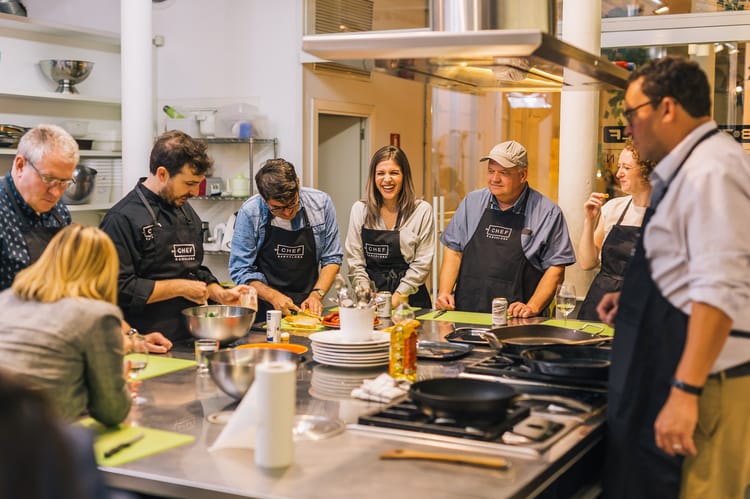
[541,319,614,336]
[125,354,196,381]
[417,310,493,325]
[79,418,195,467]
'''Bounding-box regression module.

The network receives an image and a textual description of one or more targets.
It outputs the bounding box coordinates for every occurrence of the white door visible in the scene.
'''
[317,114,367,278]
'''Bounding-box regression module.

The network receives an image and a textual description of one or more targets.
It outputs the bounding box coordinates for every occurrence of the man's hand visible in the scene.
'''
[144,332,172,353]
[508,301,539,318]
[654,388,699,457]
[180,279,209,304]
[271,292,300,316]
[434,293,455,310]
[597,292,620,326]
[211,284,251,306]
[300,292,323,317]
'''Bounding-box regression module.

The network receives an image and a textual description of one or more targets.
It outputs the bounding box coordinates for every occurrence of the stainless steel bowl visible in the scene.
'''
[38,59,95,94]
[182,305,256,344]
[207,347,297,399]
[62,164,97,205]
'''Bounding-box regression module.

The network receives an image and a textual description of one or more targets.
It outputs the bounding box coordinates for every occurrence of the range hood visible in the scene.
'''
[302,1,629,93]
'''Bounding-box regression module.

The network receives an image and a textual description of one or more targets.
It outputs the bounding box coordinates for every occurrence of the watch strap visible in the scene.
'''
[312,288,325,298]
[671,378,703,395]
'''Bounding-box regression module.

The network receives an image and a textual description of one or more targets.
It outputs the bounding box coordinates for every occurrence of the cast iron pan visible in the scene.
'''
[409,378,516,425]
[417,340,473,360]
[520,345,611,380]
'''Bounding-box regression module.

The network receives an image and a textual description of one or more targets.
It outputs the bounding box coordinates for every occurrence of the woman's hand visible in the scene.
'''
[583,192,608,220]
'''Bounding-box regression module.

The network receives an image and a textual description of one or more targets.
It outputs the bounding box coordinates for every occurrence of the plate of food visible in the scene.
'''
[321,310,381,328]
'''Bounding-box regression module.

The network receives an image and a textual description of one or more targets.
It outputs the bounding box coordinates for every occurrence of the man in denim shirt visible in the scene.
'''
[229,159,342,319]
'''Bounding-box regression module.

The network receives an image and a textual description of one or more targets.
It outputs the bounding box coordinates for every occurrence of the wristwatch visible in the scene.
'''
[127,328,139,337]
[671,377,703,396]
[311,288,325,298]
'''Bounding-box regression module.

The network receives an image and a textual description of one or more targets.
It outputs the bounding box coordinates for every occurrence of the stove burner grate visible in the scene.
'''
[465,355,609,388]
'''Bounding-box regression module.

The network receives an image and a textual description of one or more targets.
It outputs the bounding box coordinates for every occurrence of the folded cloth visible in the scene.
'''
[351,373,410,403]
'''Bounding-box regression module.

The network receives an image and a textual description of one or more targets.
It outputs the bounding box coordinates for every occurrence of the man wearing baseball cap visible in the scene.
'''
[436,140,575,317]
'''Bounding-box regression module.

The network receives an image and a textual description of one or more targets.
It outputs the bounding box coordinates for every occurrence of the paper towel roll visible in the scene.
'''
[254,361,296,468]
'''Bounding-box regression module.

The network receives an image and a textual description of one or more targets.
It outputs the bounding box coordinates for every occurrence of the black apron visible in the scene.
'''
[128,185,205,341]
[604,128,719,499]
[361,214,431,309]
[454,188,543,313]
[578,199,641,321]
[255,206,318,319]
[3,177,64,263]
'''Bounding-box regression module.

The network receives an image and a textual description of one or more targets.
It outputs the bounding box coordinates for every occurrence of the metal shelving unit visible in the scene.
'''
[201,137,278,198]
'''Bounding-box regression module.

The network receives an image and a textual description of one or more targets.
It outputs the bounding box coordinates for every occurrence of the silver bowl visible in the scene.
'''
[39,59,95,94]
[62,164,97,205]
[207,347,298,399]
[182,305,256,344]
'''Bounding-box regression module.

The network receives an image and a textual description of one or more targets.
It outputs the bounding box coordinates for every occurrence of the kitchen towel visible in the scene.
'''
[351,373,410,403]
[417,310,493,325]
[209,361,296,468]
[126,354,197,381]
[541,319,614,336]
[78,418,194,467]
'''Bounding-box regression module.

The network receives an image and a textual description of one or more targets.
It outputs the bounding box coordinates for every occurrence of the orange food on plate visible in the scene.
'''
[235,343,308,355]
[322,311,380,328]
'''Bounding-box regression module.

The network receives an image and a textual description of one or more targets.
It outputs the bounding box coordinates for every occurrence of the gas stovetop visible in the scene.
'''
[352,377,607,458]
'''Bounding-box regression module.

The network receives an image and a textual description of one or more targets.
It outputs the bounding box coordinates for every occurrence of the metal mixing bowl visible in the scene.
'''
[207,347,298,399]
[38,59,95,94]
[182,305,256,344]
[62,164,97,205]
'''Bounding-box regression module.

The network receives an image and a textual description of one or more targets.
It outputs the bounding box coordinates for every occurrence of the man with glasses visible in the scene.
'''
[598,57,750,498]
[0,124,76,290]
[101,130,250,342]
[229,158,342,319]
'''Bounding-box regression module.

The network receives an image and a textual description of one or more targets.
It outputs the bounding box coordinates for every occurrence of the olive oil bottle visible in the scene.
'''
[389,296,417,382]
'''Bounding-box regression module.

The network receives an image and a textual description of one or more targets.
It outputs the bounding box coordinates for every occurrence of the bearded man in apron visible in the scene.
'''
[597,57,750,499]
[229,159,342,320]
[0,125,77,291]
[101,131,251,342]
[435,140,575,318]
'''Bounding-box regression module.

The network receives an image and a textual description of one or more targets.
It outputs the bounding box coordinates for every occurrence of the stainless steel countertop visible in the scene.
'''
[103,318,604,499]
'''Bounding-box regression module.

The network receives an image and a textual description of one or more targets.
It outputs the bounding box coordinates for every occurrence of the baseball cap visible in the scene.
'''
[480,141,528,168]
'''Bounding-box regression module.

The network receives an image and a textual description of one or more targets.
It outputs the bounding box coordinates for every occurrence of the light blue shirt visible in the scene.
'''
[229,187,343,285]
[440,185,575,272]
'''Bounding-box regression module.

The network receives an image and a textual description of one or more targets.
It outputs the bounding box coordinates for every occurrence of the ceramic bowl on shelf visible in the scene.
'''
[39,59,95,94]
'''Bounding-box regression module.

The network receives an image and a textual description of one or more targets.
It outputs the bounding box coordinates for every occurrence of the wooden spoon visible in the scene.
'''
[380,448,509,470]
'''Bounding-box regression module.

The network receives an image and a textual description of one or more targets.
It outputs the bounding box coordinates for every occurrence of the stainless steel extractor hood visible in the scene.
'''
[303,1,629,93]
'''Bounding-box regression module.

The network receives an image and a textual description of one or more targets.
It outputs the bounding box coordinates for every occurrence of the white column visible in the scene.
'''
[558,0,601,299]
[120,0,153,191]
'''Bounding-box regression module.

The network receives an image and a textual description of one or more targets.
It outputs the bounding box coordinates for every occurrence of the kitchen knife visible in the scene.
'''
[380,448,508,470]
[432,309,448,319]
[103,432,145,459]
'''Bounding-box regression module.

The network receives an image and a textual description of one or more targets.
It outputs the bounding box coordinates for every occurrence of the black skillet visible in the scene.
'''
[519,345,611,380]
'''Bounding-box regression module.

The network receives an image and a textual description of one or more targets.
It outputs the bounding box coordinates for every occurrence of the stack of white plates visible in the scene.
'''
[308,331,390,369]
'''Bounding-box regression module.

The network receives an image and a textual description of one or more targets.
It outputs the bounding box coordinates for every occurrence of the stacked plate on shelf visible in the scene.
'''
[310,364,385,399]
[308,331,390,369]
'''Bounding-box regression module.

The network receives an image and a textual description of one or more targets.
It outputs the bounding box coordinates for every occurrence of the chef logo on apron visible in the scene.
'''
[364,243,390,259]
[142,224,156,241]
[486,225,512,241]
[172,243,196,261]
[275,244,304,259]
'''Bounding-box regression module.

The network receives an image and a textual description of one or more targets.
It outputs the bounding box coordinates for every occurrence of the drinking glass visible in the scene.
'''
[556,283,577,325]
[125,333,149,405]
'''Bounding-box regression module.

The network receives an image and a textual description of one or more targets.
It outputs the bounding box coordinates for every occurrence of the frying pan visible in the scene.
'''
[519,345,611,380]
[478,325,612,356]
[409,378,516,425]
[409,377,594,425]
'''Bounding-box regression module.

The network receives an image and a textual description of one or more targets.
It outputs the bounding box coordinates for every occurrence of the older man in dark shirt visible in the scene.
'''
[0,124,76,290]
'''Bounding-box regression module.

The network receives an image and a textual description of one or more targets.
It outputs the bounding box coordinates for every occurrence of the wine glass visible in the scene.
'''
[556,283,577,326]
[125,333,149,405]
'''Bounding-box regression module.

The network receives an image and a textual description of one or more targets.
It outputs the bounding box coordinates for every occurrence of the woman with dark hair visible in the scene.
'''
[577,140,654,320]
[345,145,434,309]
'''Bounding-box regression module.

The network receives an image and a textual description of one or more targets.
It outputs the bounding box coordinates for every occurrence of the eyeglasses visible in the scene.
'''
[623,98,661,125]
[25,159,76,188]
[266,193,299,214]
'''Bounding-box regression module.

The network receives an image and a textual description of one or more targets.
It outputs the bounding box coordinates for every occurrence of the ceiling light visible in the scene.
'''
[654,6,670,14]
[726,43,739,55]
[714,43,724,54]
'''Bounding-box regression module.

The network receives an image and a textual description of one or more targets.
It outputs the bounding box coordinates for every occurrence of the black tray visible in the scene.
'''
[417,340,473,360]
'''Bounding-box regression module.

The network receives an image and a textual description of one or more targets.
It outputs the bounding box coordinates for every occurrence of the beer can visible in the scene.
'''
[492,297,508,326]
[376,291,392,318]
[266,310,281,342]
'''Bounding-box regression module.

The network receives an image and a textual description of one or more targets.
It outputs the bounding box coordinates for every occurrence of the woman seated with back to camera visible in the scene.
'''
[0,224,131,426]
